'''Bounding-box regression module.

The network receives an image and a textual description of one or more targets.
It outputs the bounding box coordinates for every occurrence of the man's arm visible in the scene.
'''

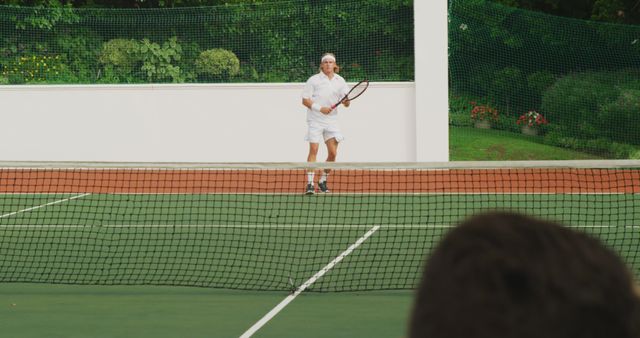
[302,98,333,114]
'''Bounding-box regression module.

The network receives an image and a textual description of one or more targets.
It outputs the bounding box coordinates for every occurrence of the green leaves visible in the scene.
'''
[138,37,184,82]
[12,0,79,30]
[97,37,186,83]
[194,48,239,81]
[0,1,414,83]
[99,39,140,69]
[541,70,640,145]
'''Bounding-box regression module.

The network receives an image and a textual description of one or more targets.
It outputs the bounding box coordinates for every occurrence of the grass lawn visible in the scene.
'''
[449,127,603,161]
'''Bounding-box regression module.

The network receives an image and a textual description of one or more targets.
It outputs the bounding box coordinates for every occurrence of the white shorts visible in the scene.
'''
[305,122,344,144]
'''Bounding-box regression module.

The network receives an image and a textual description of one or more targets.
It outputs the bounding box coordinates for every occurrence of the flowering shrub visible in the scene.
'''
[517,110,549,127]
[470,101,499,121]
[2,55,64,83]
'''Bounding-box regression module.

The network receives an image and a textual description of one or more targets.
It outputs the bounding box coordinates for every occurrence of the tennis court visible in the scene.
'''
[1,162,639,337]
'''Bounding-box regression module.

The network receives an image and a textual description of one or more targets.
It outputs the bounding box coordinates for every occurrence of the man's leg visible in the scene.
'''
[319,138,338,193]
[306,143,319,194]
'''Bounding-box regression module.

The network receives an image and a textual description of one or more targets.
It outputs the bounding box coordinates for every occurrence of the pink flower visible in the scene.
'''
[517,111,548,127]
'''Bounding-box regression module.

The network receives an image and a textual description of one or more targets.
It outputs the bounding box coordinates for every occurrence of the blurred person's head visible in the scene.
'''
[410,212,640,338]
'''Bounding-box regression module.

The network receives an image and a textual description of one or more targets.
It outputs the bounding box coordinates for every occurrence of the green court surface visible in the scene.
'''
[1,284,413,338]
[1,192,639,337]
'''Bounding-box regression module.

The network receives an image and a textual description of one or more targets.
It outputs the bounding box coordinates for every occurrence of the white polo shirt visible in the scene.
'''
[301,72,349,124]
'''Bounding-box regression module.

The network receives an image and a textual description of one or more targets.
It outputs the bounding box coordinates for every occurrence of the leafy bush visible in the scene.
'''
[236,65,260,82]
[543,129,638,158]
[490,66,526,113]
[195,48,240,81]
[527,71,555,96]
[452,63,500,98]
[608,142,638,159]
[598,89,640,145]
[526,71,555,108]
[542,71,621,139]
[139,37,184,83]
[175,41,200,83]
[449,94,478,115]
[449,112,474,127]
[492,114,521,133]
[12,0,80,31]
[96,66,142,84]
[98,37,186,83]
[629,150,640,160]
[56,30,102,83]
[98,39,141,74]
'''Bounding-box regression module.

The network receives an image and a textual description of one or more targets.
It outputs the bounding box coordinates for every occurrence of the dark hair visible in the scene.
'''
[410,212,640,338]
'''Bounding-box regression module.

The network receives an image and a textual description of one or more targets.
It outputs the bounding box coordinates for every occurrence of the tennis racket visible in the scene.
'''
[331,79,369,109]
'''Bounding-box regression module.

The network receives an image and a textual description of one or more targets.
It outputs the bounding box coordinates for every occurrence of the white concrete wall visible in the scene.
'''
[0,82,416,162]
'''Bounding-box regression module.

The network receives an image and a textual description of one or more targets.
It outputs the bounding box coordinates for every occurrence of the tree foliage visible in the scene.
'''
[490,0,640,25]
[0,0,413,83]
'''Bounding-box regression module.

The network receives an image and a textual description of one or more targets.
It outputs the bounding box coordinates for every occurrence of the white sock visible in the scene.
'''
[307,172,315,184]
[320,172,328,183]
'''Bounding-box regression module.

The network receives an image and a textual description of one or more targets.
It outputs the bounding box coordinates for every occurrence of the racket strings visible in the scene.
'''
[347,81,369,100]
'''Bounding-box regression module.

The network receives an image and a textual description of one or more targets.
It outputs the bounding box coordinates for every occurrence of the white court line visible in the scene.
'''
[239,225,381,338]
[0,193,91,219]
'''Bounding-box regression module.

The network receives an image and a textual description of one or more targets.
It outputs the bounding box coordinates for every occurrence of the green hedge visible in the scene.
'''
[542,69,640,146]
[0,0,414,84]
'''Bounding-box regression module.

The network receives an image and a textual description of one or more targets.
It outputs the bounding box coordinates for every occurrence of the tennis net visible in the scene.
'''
[1,160,639,291]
